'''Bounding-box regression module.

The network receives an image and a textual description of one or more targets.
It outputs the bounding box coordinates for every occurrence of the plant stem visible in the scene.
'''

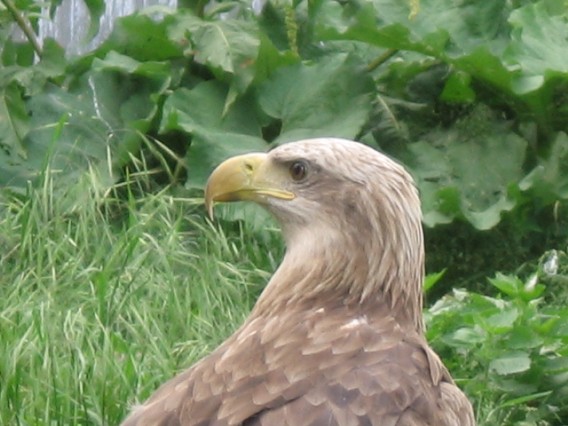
[2,0,43,57]
[366,49,398,72]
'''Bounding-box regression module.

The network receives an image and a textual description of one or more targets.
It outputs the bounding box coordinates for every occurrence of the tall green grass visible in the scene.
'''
[0,170,279,425]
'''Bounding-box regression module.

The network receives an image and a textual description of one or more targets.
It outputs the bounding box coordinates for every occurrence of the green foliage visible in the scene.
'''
[426,265,568,425]
[2,0,568,230]
[405,105,527,229]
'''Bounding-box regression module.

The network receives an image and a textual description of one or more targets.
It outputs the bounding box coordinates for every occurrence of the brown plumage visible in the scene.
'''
[121,138,475,426]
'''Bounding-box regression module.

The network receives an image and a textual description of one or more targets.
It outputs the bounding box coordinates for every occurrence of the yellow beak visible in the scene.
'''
[204,153,295,219]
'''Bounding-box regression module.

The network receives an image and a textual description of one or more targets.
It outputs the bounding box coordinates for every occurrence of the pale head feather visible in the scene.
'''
[252,138,425,332]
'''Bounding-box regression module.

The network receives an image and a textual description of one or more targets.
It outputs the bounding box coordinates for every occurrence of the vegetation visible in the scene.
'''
[1,0,568,424]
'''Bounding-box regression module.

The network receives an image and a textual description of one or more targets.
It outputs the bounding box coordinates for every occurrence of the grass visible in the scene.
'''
[0,170,279,425]
[2,168,568,425]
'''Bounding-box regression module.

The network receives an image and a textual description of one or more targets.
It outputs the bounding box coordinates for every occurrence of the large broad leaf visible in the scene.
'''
[92,51,172,80]
[87,57,172,165]
[90,53,171,131]
[450,47,517,97]
[0,54,169,191]
[371,0,511,53]
[316,0,519,99]
[1,83,111,190]
[161,81,262,136]
[406,107,527,229]
[0,39,66,97]
[257,54,374,143]
[316,2,448,55]
[161,81,267,188]
[253,34,299,85]
[96,14,183,62]
[169,11,270,110]
[317,0,511,56]
[178,15,259,91]
[504,2,568,94]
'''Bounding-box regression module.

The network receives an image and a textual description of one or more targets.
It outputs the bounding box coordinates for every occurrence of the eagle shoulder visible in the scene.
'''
[122,304,473,426]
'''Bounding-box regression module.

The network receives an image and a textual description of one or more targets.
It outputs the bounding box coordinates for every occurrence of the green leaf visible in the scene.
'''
[83,0,105,41]
[258,54,374,142]
[161,81,266,187]
[317,0,511,56]
[321,20,446,57]
[98,14,183,62]
[450,46,517,96]
[0,83,29,158]
[504,2,568,94]
[3,56,166,189]
[424,269,446,293]
[0,83,112,190]
[407,106,527,229]
[520,132,568,201]
[170,11,263,109]
[541,357,568,374]
[1,39,35,67]
[484,308,519,333]
[506,326,544,350]
[440,71,475,103]
[162,81,262,136]
[192,18,260,91]
[444,326,486,348]
[0,39,66,97]
[489,273,522,297]
[92,51,172,79]
[489,351,531,375]
[82,67,169,165]
[34,39,67,82]
[253,34,299,85]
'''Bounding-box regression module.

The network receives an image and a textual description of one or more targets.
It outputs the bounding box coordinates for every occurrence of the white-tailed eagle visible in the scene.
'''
[122,138,475,426]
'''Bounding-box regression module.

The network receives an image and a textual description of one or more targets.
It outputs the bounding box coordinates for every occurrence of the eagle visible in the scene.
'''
[121,137,475,426]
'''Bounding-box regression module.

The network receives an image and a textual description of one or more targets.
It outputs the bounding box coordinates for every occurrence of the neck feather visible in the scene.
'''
[251,218,425,333]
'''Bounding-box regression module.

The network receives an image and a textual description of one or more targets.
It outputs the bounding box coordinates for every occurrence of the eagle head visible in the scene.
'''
[205,138,425,331]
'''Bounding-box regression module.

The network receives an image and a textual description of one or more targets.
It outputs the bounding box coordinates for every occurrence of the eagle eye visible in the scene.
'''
[289,161,308,181]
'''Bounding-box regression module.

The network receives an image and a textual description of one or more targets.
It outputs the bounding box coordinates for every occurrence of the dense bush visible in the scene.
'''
[2,0,568,230]
[426,264,568,424]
